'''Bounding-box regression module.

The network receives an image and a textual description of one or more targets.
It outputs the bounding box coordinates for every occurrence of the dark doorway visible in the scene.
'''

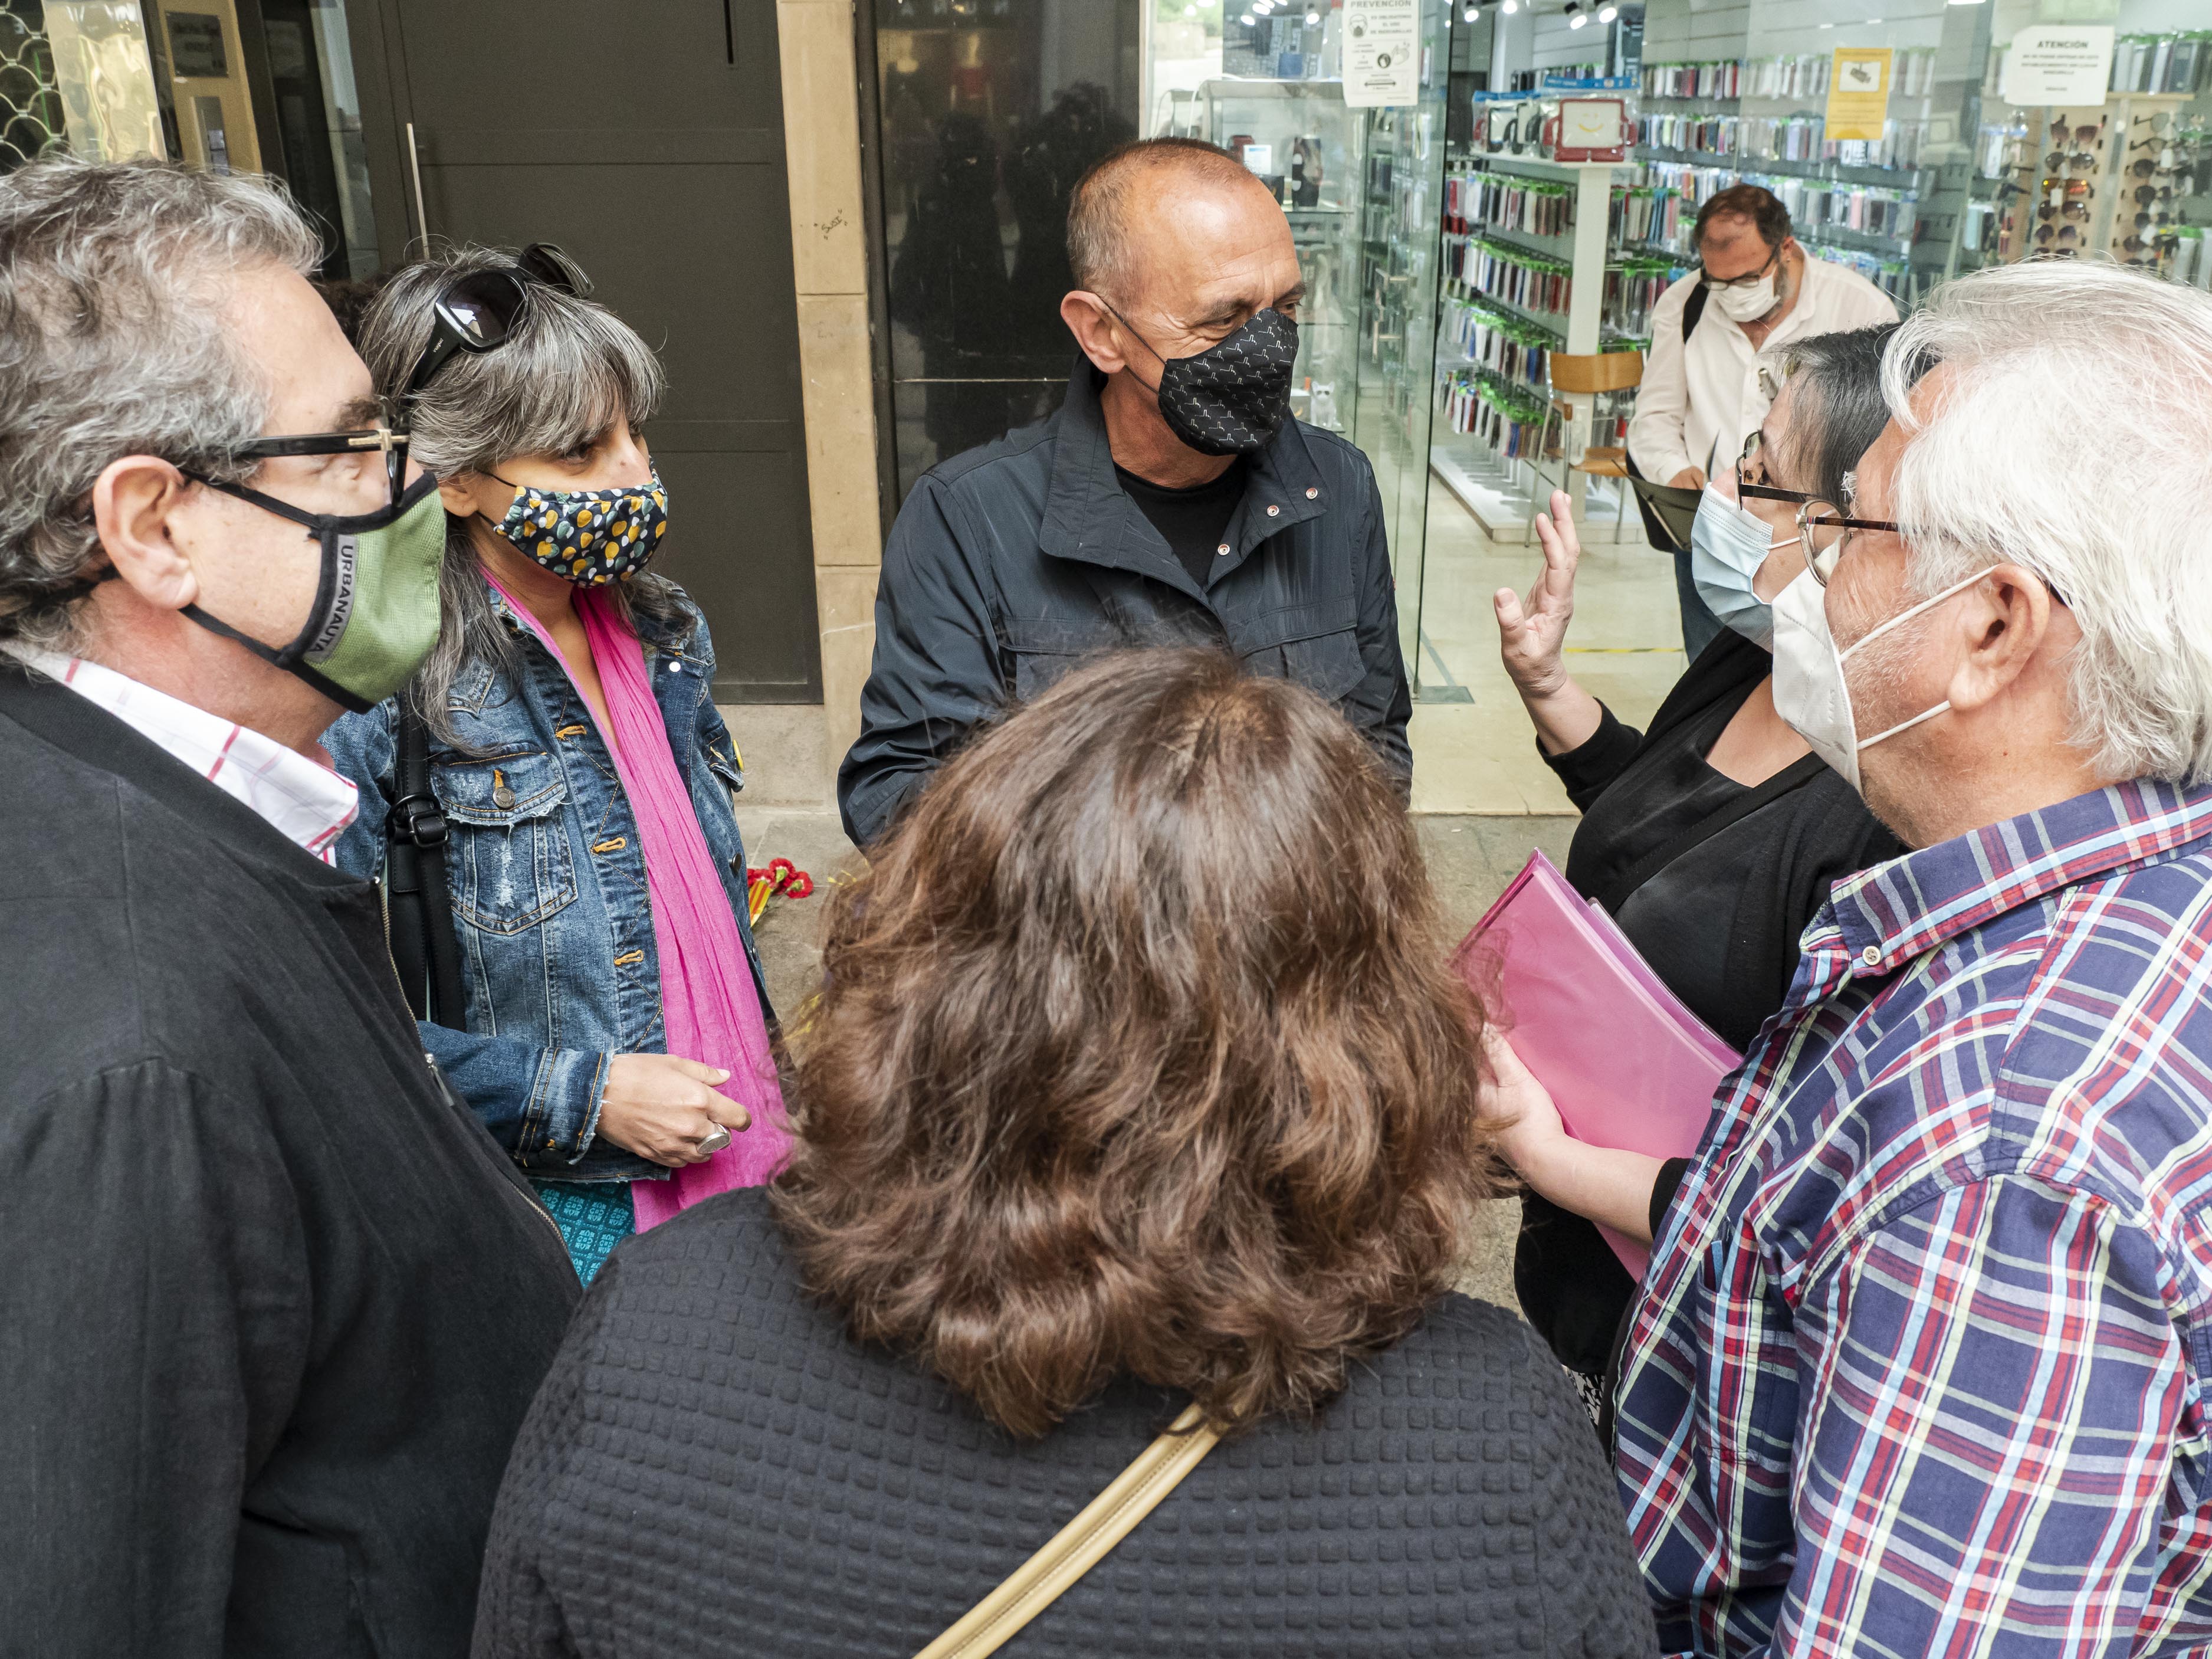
[345,0,821,703]
[868,0,1140,504]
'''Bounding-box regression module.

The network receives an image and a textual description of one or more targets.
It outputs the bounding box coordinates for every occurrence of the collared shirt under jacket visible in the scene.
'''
[838,358,1413,847]
[1617,779,2212,1658]
[0,659,579,1656]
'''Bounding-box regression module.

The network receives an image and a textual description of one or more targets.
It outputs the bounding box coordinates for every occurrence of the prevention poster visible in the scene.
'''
[2000,25,2116,107]
[1341,0,1418,109]
[1824,47,1893,143]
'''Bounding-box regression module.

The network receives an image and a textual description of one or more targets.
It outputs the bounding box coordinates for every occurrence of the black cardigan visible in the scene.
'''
[0,665,580,1656]
[472,1188,1659,1658]
[1517,629,1902,1378]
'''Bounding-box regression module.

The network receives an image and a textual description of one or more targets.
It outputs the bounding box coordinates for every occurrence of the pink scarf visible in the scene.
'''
[485,571,790,1228]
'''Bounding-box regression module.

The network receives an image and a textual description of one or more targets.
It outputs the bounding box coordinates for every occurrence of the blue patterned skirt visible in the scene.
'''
[531,1179,636,1284]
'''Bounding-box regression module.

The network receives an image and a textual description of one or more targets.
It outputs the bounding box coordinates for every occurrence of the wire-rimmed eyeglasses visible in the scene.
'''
[1795,499,1901,585]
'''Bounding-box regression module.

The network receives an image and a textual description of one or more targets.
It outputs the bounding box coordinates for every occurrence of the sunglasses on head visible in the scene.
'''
[399,242,595,410]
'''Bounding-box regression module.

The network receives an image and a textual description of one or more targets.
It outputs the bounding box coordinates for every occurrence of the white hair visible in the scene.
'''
[0,157,321,652]
[1883,260,2212,785]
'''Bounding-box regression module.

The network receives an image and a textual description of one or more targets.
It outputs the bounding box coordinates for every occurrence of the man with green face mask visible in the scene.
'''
[0,158,577,1656]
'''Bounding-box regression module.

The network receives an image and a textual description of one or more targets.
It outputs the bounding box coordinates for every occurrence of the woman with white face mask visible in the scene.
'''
[1489,325,1921,1417]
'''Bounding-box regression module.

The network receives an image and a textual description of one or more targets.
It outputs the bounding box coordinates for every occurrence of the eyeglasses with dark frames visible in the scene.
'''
[232,401,413,496]
[1699,244,1781,291]
[1734,428,1819,506]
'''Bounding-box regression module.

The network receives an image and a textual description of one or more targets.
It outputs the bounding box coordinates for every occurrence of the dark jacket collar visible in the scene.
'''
[0,658,362,894]
[1037,356,1330,595]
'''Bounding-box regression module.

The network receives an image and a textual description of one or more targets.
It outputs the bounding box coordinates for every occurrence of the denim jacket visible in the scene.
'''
[324,582,769,1184]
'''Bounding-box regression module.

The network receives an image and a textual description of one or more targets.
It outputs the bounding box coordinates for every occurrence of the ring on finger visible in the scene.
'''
[695,1124,732,1156]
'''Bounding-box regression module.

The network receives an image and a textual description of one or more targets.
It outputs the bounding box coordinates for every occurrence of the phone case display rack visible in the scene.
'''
[1430,145,1645,539]
[1627,55,1943,304]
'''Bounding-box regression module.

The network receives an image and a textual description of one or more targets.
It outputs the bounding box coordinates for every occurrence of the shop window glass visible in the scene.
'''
[872,0,1142,500]
[1,1,163,172]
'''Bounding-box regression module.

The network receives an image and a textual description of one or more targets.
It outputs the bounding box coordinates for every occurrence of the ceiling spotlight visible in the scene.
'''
[1501,0,1517,12]
[1462,1,1478,16]
[1597,1,1616,17]
[1239,11,1255,22]
[1308,8,1321,19]
[1567,4,1588,25]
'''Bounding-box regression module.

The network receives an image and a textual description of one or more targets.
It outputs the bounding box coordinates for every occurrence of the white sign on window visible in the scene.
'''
[1342,0,1418,109]
[2000,25,2116,107]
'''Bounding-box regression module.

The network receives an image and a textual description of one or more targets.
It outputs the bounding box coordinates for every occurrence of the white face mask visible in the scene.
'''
[1769,566,1987,795]
[1689,483,1800,651]
[1711,273,1778,324]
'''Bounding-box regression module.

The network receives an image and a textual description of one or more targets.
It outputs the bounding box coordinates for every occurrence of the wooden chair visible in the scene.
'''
[1528,349,1644,537]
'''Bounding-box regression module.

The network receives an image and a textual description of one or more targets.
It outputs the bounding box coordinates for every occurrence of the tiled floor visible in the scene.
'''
[1405,481,1690,815]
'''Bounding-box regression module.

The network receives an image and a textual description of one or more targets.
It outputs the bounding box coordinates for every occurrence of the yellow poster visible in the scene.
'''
[1825,48,1893,143]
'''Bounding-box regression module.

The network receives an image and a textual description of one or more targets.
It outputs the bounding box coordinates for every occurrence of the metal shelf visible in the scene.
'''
[1479,221,1577,261]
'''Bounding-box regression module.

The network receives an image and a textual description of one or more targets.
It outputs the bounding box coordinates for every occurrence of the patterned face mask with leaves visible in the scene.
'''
[490,467,670,586]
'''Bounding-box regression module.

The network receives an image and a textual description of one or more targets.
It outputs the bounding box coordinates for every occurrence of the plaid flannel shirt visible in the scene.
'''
[1616,781,2212,1658]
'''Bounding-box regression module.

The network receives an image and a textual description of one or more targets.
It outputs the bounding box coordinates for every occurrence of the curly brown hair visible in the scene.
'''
[774,649,1500,1438]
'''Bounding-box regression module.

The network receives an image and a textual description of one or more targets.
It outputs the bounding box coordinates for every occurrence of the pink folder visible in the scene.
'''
[1459,850,1740,1276]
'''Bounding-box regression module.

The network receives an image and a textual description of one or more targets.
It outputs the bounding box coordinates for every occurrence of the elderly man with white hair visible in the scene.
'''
[1490,258,2212,1658]
[0,159,576,1653]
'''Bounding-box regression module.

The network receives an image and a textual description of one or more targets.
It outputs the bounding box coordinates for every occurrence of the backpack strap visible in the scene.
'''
[384,709,467,1024]
[913,1405,1222,1659]
[1624,278,1712,552]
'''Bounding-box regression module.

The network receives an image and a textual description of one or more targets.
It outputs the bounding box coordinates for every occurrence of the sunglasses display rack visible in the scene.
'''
[1968,94,2207,280]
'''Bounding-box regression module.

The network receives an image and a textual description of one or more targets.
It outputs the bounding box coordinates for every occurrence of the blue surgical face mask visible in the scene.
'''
[1689,483,1798,651]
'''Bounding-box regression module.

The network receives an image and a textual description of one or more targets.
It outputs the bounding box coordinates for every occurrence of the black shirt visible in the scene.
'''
[0,664,579,1656]
[839,360,1412,848]
[1114,457,1247,589]
[1514,628,1903,1379]
[474,1188,1659,1658]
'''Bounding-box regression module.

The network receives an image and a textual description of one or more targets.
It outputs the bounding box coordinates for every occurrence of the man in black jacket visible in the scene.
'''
[0,159,577,1655]
[839,137,1412,847]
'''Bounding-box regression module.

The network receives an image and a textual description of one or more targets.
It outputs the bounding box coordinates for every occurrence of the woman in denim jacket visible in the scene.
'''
[326,248,774,1281]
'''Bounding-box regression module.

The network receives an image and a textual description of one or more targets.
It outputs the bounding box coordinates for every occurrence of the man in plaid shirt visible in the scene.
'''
[1594,263,2212,1656]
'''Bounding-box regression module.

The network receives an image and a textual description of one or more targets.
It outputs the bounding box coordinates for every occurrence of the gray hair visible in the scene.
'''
[0,158,321,651]
[353,245,684,742]
[1777,323,1931,509]
[1884,261,2212,785]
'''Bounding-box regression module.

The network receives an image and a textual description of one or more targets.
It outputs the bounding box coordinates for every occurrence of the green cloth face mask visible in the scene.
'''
[179,470,448,713]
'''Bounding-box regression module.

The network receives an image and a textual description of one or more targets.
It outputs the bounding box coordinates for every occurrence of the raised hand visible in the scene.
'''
[1494,490,1582,700]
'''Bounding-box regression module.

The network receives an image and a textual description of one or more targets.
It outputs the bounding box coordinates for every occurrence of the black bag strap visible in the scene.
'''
[1594,752,1825,916]
[1623,279,1709,553]
[385,710,467,1025]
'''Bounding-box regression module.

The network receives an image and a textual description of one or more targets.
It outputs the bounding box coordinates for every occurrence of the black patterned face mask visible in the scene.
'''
[1107,304,1300,456]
